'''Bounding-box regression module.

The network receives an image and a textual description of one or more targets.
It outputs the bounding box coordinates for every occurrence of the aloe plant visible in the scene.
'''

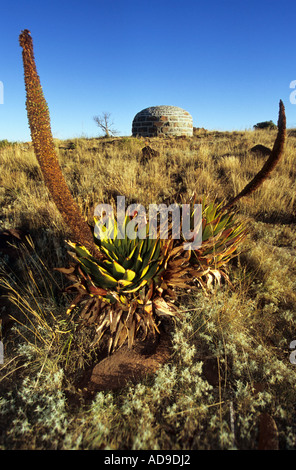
[57,214,179,352]
[190,199,247,287]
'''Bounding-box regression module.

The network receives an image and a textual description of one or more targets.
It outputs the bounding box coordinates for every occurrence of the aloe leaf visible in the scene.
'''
[79,258,117,288]
[123,269,136,281]
[112,260,126,278]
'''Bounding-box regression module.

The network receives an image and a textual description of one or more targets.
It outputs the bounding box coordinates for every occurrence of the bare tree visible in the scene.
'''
[93,112,118,137]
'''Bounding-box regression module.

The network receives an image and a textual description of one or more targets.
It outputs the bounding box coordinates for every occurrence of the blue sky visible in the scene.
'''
[1,0,296,141]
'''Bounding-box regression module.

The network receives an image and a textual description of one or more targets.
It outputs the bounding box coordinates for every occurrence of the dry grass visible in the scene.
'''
[0,128,296,450]
[1,128,295,229]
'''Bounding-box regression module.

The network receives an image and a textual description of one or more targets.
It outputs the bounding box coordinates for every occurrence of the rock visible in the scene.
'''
[140,145,160,164]
[258,413,279,450]
[202,357,220,386]
[250,144,272,157]
[88,330,172,392]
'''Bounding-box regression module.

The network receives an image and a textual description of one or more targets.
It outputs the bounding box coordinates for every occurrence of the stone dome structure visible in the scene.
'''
[132,105,193,137]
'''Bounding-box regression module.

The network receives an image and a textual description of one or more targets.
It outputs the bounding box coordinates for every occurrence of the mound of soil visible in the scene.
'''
[250,144,272,157]
[87,329,173,392]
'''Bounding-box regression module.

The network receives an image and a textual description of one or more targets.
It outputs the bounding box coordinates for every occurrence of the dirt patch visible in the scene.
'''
[86,328,173,392]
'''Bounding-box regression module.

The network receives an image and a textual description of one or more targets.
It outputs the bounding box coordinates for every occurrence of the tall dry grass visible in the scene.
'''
[1,128,295,229]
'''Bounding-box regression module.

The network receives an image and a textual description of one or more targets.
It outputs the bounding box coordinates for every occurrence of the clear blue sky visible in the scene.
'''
[1,0,296,141]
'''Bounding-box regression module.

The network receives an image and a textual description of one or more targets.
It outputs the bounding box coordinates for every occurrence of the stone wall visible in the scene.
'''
[132,105,193,137]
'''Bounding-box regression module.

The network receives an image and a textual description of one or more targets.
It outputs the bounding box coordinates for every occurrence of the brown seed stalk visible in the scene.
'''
[221,100,286,212]
[19,29,101,258]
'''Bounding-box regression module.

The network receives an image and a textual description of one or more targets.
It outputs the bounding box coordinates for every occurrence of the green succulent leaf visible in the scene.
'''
[123,269,137,282]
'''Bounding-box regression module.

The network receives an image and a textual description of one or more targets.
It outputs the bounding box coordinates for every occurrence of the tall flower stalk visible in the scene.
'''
[19,29,101,258]
[221,100,286,212]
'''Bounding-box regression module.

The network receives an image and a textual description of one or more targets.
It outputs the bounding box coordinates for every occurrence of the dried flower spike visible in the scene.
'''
[222,100,286,211]
[19,29,101,258]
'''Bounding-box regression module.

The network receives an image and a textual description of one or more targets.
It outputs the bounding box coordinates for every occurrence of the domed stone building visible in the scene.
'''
[132,105,193,137]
